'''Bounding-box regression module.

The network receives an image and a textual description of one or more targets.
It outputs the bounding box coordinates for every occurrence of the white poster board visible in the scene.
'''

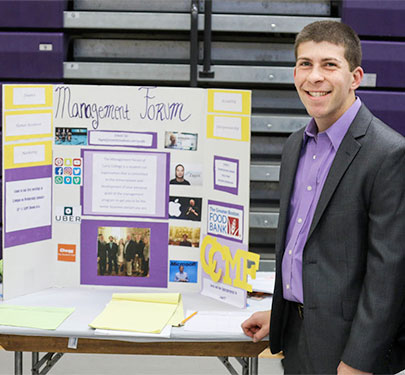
[2,84,251,300]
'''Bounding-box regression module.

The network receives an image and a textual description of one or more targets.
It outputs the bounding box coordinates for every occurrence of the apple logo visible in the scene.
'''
[169,198,182,217]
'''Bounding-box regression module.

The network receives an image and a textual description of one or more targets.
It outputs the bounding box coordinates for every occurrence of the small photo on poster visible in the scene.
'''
[97,226,151,278]
[169,196,202,222]
[169,225,201,248]
[169,260,198,283]
[164,131,198,151]
[169,162,202,186]
[55,127,88,145]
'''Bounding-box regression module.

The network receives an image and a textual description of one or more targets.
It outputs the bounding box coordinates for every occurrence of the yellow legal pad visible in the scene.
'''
[0,305,75,330]
[89,293,184,334]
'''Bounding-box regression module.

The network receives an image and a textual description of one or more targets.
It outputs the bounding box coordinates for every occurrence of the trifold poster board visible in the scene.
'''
[2,84,251,301]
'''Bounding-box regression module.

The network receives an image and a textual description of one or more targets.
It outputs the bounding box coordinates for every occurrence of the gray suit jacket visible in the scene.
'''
[269,104,405,373]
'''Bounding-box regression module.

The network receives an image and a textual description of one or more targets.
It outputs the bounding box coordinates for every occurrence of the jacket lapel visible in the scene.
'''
[307,104,372,240]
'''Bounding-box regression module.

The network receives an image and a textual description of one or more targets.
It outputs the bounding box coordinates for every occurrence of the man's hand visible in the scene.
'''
[241,310,271,343]
[337,361,372,375]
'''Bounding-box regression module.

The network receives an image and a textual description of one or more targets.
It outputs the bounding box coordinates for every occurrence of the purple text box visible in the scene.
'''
[213,155,239,195]
[88,130,158,149]
[4,165,52,248]
[81,149,169,219]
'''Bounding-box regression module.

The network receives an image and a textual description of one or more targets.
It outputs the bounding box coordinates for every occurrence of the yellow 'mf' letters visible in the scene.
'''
[200,235,260,292]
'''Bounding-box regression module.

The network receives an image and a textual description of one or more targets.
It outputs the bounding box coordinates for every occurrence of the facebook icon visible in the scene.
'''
[55,167,63,175]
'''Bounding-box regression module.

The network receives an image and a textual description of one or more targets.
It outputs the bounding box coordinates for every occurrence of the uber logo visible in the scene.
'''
[64,207,73,216]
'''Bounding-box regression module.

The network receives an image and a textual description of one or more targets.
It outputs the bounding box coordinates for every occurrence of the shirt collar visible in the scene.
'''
[303,97,362,150]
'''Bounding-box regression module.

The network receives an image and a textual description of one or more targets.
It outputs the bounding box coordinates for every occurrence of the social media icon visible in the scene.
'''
[64,158,72,166]
[54,157,63,167]
[64,207,73,216]
[73,158,82,167]
[64,167,73,175]
[55,167,63,175]
[73,168,81,176]
[73,177,81,185]
[64,176,72,184]
[55,176,63,184]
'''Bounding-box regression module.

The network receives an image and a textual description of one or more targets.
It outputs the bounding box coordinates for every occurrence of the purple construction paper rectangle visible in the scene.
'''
[207,200,244,243]
[80,219,168,287]
[213,155,239,195]
[88,130,158,149]
[80,149,170,219]
[4,165,52,248]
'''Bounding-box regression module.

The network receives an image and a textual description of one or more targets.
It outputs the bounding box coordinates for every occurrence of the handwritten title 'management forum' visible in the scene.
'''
[54,86,192,129]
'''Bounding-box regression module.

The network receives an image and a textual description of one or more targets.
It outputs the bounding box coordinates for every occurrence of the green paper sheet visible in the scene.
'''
[90,293,184,333]
[0,305,75,330]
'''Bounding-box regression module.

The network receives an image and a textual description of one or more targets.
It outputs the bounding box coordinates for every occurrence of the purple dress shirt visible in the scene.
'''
[282,98,362,303]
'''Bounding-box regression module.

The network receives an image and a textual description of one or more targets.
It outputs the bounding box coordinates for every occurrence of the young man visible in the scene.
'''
[242,21,405,374]
[170,164,191,185]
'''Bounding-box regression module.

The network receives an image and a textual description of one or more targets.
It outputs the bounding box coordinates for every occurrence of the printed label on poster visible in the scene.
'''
[214,156,238,195]
[207,201,243,242]
[213,116,242,140]
[5,177,52,233]
[213,92,243,113]
[201,277,246,308]
[92,152,157,215]
[13,87,46,106]
[14,144,46,164]
[5,112,52,137]
[89,131,155,148]
[215,159,237,188]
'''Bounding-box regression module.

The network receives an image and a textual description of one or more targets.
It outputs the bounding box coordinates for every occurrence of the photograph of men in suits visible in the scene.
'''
[97,234,107,276]
[107,236,118,275]
[242,21,405,374]
[124,233,136,276]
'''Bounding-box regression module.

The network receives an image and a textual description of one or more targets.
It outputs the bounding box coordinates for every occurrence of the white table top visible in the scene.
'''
[0,287,271,343]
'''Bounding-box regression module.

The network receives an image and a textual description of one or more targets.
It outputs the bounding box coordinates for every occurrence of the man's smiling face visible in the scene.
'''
[294,41,363,131]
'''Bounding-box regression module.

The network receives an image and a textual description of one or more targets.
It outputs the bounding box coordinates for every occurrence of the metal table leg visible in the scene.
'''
[32,352,39,375]
[249,357,258,375]
[14,352,23,375]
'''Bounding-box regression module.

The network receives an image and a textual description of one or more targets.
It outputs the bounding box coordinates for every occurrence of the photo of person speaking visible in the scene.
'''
[169,261,198,283]
[169,226,200,248]
[169,196,202,222]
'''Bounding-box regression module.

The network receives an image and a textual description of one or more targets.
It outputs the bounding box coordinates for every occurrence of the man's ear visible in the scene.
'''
[351,66,364,90]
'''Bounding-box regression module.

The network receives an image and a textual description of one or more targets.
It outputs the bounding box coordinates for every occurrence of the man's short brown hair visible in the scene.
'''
[294,20,362,71]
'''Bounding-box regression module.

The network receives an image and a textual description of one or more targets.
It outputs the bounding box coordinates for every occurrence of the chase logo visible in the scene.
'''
[64,176,72,184]
[64,207,73,216]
